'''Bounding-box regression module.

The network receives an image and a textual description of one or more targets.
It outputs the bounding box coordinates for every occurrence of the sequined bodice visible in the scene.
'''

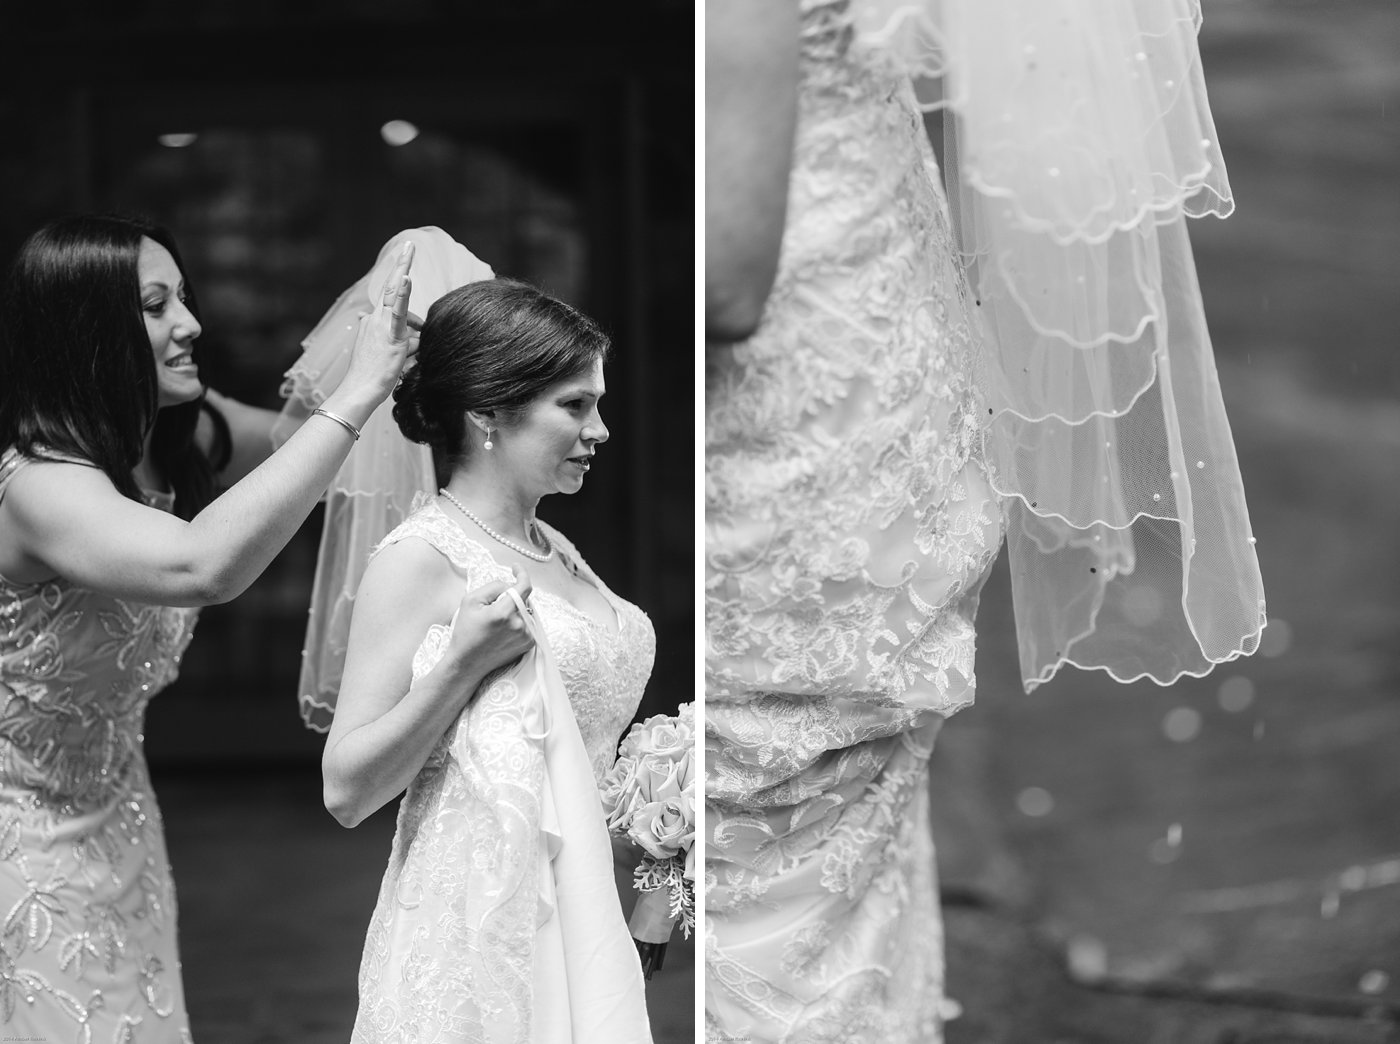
[705,0,1004,716]
[0,451,198,811]
[386,501,655,783]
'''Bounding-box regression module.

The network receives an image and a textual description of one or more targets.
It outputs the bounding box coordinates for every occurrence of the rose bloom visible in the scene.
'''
[644,720,683,754]
[634,797,689,860]
[675,746,694,793]
[600,754,641,829]
[619,786,650,832]
[619,706,696,761]
[636,753,685,805]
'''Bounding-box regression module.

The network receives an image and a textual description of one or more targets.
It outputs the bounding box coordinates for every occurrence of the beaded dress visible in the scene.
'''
[351,501,655,1043]
[0,449,198,1043]
[704,0,1004,1040]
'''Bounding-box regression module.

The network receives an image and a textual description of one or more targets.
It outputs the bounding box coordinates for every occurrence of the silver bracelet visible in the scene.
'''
[311,406,362,441]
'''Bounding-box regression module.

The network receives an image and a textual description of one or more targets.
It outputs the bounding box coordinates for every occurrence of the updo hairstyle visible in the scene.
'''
[393,278,610,486]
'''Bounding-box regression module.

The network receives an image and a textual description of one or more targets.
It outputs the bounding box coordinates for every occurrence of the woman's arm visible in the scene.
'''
[0,249,416,605]
[705,0,801,342]
[200,312,421,487]
[321,543,534,828]
[5,403,365,605]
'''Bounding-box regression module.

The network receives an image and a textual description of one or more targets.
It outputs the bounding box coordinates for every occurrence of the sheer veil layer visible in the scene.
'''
[856,0,1266,689]
[273,227,495,729]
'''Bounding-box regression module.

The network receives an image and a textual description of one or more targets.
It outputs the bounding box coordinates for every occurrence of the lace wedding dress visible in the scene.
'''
[351,501,655,1044]
[0,448,198,1043]
[705,1,1004,1040]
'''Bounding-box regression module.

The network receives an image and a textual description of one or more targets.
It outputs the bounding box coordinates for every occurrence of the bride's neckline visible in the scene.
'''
[428,501,623,640]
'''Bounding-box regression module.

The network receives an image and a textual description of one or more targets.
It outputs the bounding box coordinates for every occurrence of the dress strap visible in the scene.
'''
[0,447,93,504]
[0,449,26,503]
[374,500,514,587]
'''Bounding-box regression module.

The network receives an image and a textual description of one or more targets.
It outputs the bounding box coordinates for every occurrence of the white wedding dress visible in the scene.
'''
[351,502,655,1044]
[705,0,1004,1039]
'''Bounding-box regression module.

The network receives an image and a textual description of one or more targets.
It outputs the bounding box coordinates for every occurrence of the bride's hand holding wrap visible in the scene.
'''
[446,567,536,674]
[322,553,536,828]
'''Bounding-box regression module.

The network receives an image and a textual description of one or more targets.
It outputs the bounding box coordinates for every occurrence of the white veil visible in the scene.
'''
[274,227,494,730]
[855,0,1266,689]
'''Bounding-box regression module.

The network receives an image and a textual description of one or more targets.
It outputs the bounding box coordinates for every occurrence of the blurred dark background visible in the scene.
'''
[1,2,693,759]
[934,2,1400,1041]
[1,2,695,1040]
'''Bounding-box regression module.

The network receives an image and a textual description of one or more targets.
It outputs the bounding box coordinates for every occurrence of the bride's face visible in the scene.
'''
[497,356,608,498]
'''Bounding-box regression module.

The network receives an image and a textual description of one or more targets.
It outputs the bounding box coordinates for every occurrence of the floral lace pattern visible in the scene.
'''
[0,449,197,1043]
[705,1,1004,1041]
[381,502,655,786]
[351,503,655,1043]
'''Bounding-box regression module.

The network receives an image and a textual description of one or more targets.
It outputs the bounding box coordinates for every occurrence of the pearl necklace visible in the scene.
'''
[439,488,554,563]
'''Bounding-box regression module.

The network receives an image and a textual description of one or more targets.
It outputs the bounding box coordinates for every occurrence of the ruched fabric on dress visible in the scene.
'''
[705,2,1001,1040]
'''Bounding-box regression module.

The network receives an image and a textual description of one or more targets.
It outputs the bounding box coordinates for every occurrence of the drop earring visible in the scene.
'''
[483,428,494,451]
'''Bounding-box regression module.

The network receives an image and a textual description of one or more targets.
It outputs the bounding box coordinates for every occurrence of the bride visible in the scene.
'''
[287,229,654,1042]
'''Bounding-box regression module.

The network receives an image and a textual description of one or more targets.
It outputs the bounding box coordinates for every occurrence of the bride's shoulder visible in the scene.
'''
[354,531,461,626]
[375,499,444,550]
[375,499,501,581]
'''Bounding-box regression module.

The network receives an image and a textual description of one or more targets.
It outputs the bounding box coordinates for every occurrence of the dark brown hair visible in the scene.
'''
[393,278,610,486]
[0,213,223,518]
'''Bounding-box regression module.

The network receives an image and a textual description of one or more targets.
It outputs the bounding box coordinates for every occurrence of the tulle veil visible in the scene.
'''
[856,0,1266,689]
[272,226,495,730]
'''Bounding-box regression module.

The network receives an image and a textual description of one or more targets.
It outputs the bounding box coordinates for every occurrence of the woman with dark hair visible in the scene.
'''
[0,213,414,1040]
[308,243,653,1040]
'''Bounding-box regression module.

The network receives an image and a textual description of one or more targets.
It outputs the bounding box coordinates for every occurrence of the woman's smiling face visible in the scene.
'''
[138,237,203,409]
[495,355,609,498]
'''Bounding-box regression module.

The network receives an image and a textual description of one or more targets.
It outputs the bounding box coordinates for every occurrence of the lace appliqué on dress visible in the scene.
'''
[704,2,999,1041]
[351,503,656,1044]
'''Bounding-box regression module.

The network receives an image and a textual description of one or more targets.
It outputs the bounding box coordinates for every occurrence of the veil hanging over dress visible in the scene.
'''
[272,227,494,729]
[856,0,1266,689]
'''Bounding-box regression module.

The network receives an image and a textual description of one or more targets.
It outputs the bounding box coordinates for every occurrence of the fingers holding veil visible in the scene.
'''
[381,240,415,346]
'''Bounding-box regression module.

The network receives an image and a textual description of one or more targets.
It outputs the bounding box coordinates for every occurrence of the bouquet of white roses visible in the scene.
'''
[599,702,695,978]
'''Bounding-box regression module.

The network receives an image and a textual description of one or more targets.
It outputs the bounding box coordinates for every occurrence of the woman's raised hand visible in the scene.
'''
[329,241,419,420]
[447,566,537,681]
